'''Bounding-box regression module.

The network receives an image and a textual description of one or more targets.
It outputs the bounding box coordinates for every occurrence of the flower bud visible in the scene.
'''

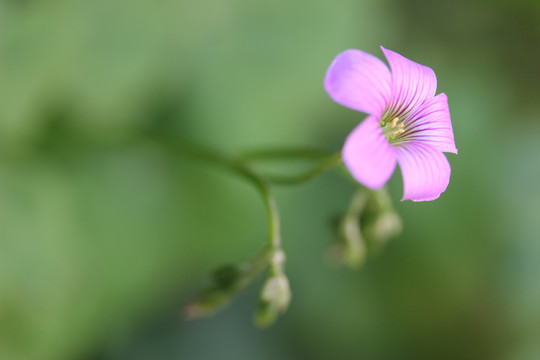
[361,188,402,248]
[369,211,402,243]
[255,273,291,328]
[183,264,242,319]
[184,249,272,319]
[331,189,368,268]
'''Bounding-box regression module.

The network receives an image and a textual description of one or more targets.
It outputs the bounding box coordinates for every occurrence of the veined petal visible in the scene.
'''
[395,143,451,202]
[343,116,397,189]
[400,93,457,153]
[325,49,391,116]
[381,47,437,119]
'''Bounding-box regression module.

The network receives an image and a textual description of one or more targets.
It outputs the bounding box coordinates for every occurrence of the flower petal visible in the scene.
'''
[395,143,451,202]
[325,49,391,116]
[381,47,437,119]
[400,93,457,153]
[343,116,397,189]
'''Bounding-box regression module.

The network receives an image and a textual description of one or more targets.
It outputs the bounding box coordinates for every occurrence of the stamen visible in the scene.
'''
[380,115,406,143]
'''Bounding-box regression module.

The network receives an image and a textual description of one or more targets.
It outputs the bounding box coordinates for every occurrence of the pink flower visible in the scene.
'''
[325,47,457,201]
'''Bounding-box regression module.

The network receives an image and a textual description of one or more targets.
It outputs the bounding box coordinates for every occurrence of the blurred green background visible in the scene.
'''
[1,0,540,359]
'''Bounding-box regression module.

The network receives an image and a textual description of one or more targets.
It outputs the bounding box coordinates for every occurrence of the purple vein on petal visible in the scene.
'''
[396,143,450,201]
[381,47,437,120]
[400,93,457,153]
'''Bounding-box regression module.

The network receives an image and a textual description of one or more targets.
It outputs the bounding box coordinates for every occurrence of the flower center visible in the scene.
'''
[380,116,405,144]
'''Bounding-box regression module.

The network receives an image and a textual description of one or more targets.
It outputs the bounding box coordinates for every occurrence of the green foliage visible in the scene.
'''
[2,0,540,360]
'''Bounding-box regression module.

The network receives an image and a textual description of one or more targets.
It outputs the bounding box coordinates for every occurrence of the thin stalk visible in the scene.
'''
[339,188,368,268]
[263,152,342,185]
[175,141,281,249]
[237,148,332,162]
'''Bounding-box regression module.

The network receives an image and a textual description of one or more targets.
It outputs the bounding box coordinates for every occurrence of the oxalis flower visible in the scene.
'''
[325,47,457,201]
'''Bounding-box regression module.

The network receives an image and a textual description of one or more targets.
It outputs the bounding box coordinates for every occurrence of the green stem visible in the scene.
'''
[174,142,343,245]
[263,152,342,185]
[339,188,368,268]
[237,148,332,162]
[176,141,281,249]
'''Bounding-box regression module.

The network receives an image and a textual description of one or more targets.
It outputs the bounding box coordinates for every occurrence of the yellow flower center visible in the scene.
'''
[380,116,405,143]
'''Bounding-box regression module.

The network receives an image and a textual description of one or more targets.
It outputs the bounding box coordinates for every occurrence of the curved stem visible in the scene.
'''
[338,188,368,268]
[221,163,281,249]
[263,152,342,185]
[237,148,332,162]
[174,142,342,244]
[176,141,281,249]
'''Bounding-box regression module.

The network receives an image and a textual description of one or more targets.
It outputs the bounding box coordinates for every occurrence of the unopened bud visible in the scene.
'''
[366,211,402,244]
[184,249,272,320]
[255,274,291,328]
